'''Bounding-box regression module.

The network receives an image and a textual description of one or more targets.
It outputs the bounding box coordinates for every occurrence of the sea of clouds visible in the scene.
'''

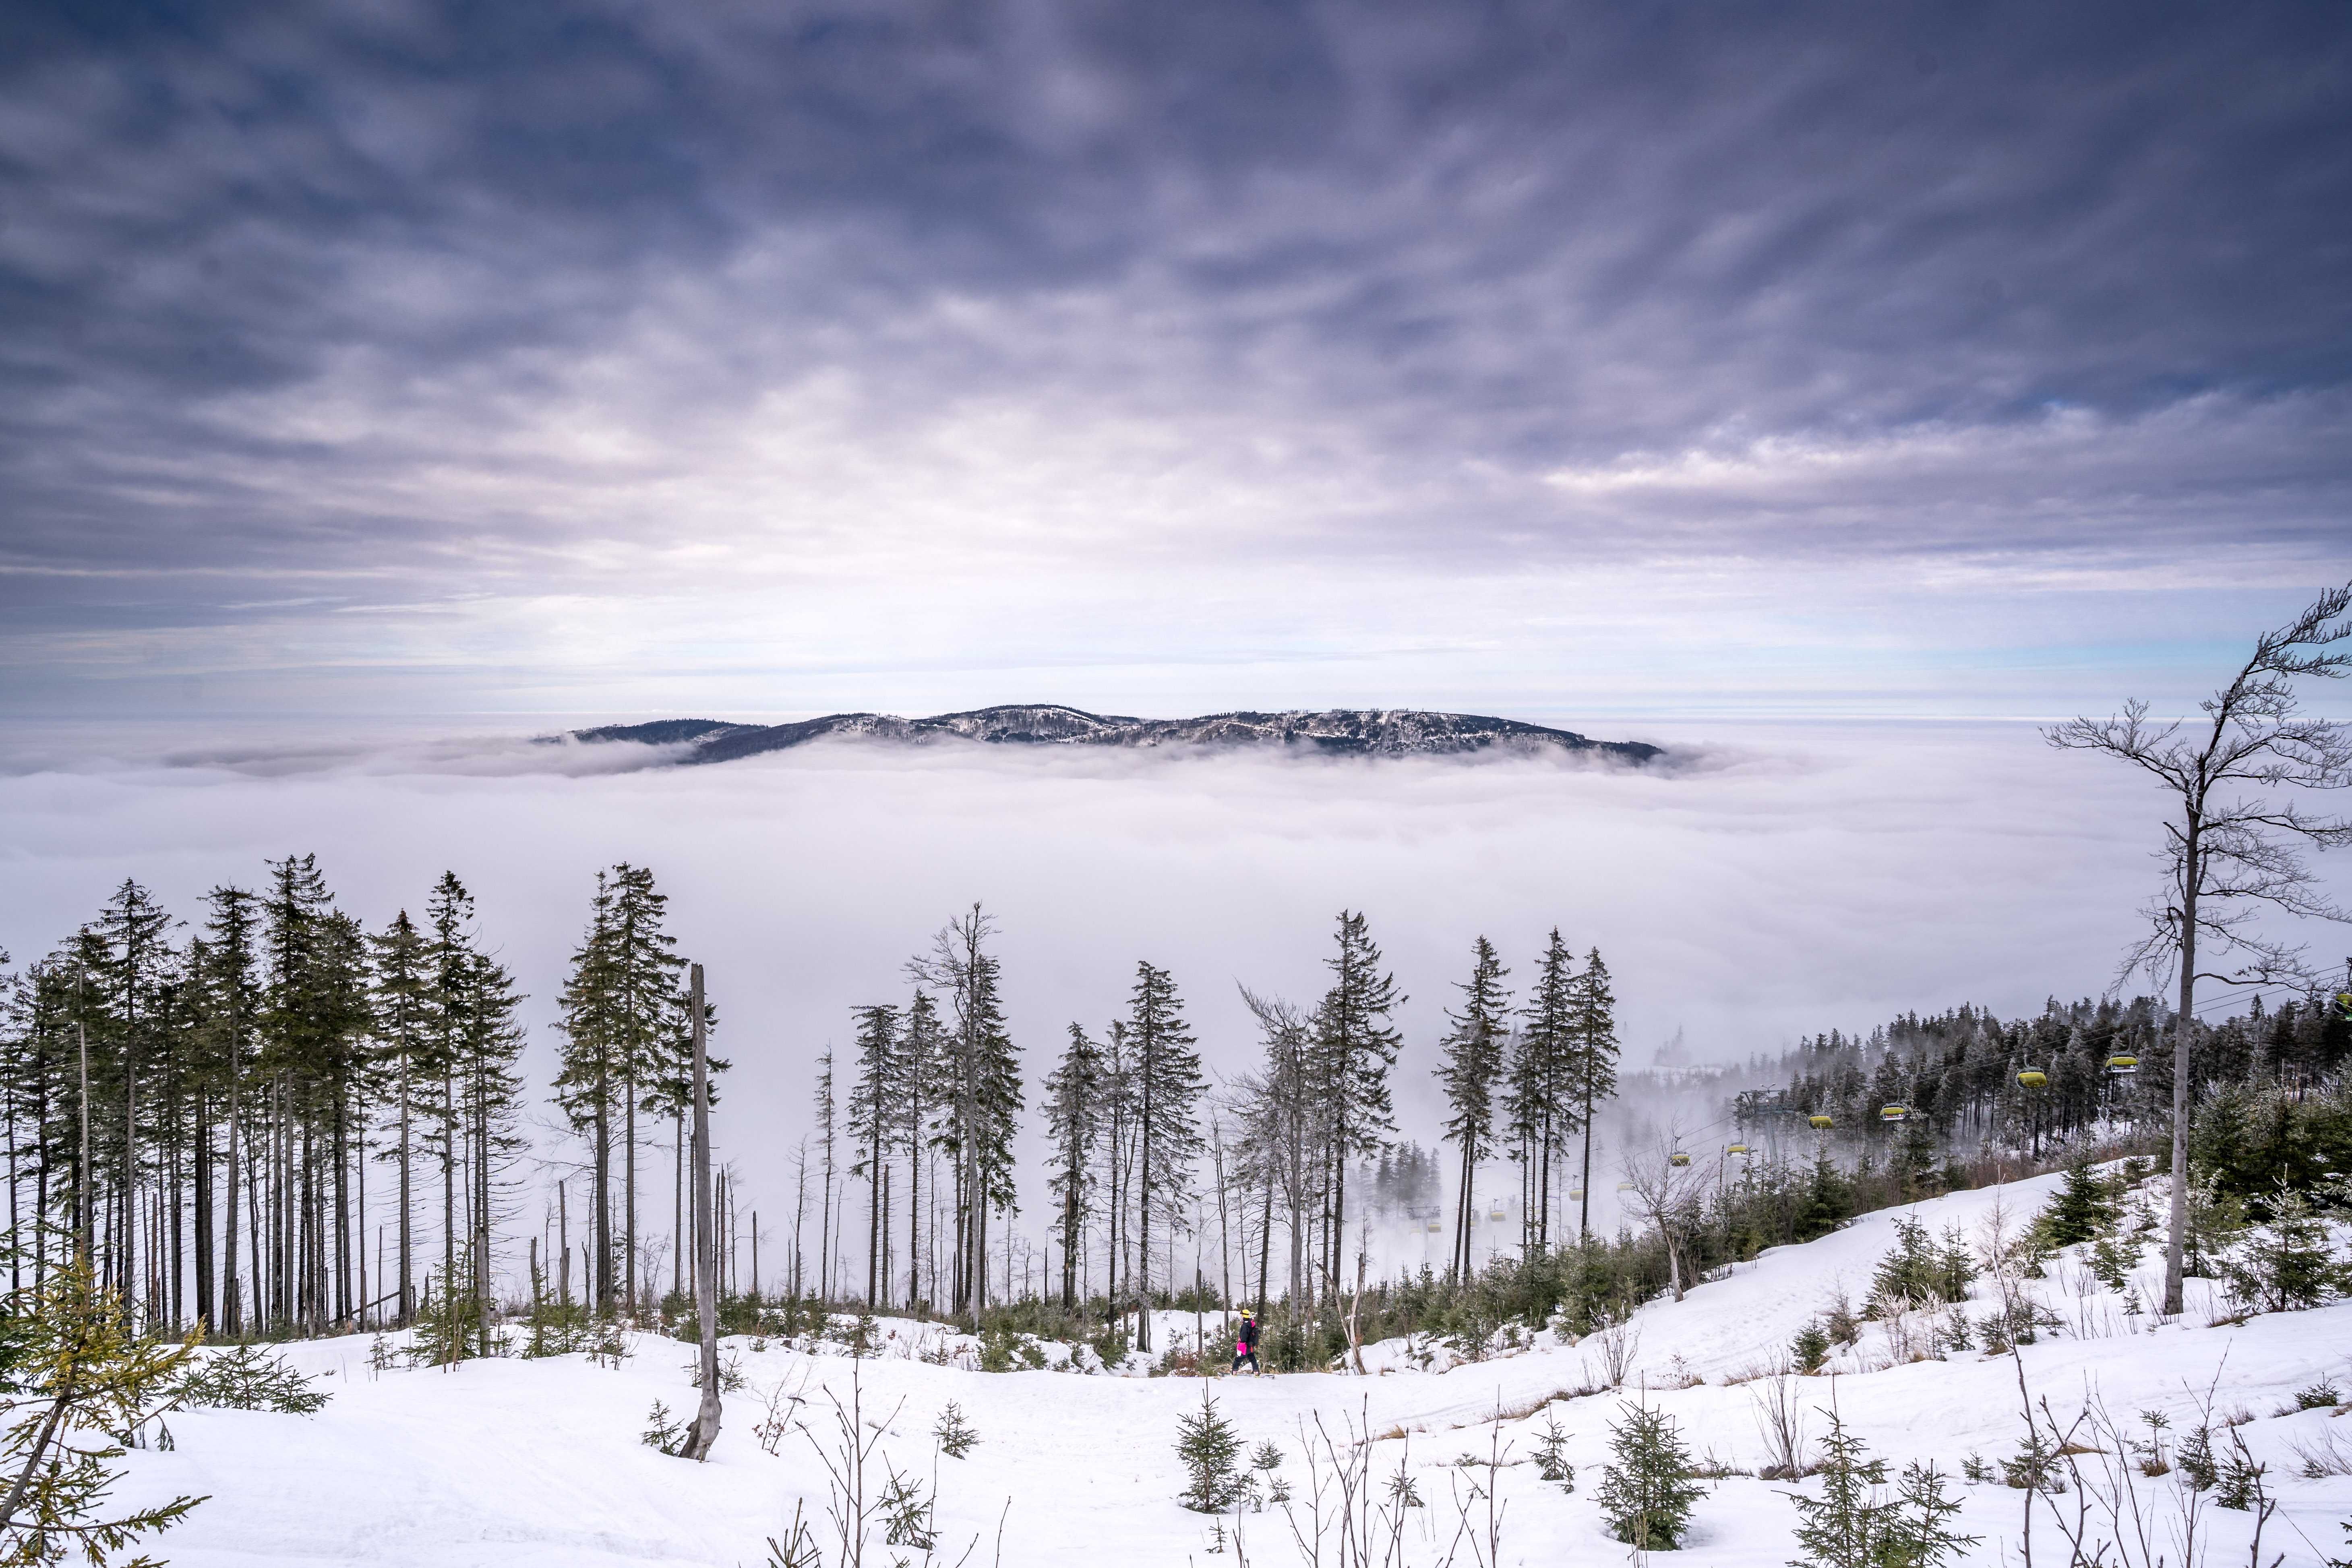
[8,715,2327,1243]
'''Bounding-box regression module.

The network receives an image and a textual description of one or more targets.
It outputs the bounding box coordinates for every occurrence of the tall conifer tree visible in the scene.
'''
[1435,937,1509,1280]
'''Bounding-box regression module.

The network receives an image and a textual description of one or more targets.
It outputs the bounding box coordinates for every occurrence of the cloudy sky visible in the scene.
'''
[5,0,2348,723]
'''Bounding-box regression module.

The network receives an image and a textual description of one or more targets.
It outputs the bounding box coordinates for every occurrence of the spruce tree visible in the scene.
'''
[2037,1159,2115,1249]
[0,1258,205,1559]
[1434,937,1509,1282]
[1174,1385,1246,1512]
[1129,962,1205,1351]
[1595,1400,1707,1550]
[898,990,945,1311]
[1570,947,1622,1242]
[913,905,1023,1325]
[846,1003,901,1308]
[1507,930,1578,1254]
[194,886,262,1335]
[1786,1406,1977,1568]
[1042,1023,1105,1308]
[1313,912,1403,1294]
[367,910,432,1326]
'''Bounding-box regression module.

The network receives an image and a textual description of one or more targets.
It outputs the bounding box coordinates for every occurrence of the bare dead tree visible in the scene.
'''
[2046,583,2352,1314]
[1619,1127,1716,1302]
[1231,987,1325,1312]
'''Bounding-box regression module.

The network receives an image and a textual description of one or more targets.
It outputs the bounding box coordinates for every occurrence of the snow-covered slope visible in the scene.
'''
[116,1169,2352,1566]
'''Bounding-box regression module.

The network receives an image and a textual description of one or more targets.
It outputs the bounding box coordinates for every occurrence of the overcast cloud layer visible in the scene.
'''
[2,1,2348,718]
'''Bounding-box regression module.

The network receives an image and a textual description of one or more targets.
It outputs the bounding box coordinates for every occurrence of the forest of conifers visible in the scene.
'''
[5,854,2347,1350]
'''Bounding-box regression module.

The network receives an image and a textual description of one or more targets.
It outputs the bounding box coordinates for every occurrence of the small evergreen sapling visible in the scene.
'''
[878,1464,938,1549]
[1595,1400,1707,1550]
[1785,1406,1978,1568]
[1175,1386,1247,1512]
[642,1399,687,1454]
[1250,1440,1290,1505]
[0,1261,208,1564]
[171,1344,331,1414]
[2222,1189,2352,1312]
[1533,1410,1576,1490]
[1792,1320,1833,1374]
[934,1400,981,1458]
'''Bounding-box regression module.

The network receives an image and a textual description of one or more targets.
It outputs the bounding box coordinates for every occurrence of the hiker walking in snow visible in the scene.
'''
[1231,1308,1262,1375]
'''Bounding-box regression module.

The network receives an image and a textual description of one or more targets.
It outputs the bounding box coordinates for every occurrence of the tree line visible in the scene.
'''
[809,907,1626,1349]
[3,852,1640,1345]
[0,857,721,1343]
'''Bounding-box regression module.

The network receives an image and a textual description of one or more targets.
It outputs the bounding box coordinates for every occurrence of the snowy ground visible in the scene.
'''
[118,1169,2352,1566]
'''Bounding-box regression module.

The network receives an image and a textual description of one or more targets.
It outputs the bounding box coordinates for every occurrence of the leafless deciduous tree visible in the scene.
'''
[1619,1128,1717,1303]
[2046,583,2352,1314]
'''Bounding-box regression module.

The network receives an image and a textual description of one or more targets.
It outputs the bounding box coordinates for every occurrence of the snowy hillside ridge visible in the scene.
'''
[105,1167,2352,1567]
[554,704,1665,764]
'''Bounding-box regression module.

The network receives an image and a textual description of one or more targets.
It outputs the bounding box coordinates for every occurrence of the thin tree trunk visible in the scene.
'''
[681,965,722,1460]
[2165,837,2199,1316]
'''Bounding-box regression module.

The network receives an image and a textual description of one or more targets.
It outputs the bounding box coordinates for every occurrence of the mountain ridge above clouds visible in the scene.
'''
[560,704,1664,764]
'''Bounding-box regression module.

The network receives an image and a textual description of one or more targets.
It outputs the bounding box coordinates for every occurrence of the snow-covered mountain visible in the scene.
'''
[563,705,1663,763]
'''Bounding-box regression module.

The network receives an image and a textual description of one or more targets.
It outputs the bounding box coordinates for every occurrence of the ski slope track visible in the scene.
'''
[117,1169,2352,1566]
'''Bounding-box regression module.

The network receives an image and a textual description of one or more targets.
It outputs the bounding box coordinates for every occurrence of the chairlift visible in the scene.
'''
[2337,991,2352,1024]
[1808,1114,1835,1130]
[1669,1152,1692,1168]
[2105,1055,2140,1077]
[1568,1187,1585,1202]
[1488,1206,1507,1222]
[1880,1104,1911,1123]
[1615,1180,1634,1192]
[1725,1143,1751,1157]
[2016,1068,2048,1090]
[1425,1219,1442,1233]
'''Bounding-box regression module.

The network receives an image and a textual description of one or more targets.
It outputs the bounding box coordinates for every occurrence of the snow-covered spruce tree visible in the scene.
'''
[1042,1022,1105,1310]
[1434,937,1509,1283]
[0,1258,206,1563]
[1174,1385,1247,1513]
[1595,1400,1707,1550]
[1128,961,1205,1353]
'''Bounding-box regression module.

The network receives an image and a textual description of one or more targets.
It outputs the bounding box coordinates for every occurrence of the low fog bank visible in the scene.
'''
[0,716,2273,1241]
